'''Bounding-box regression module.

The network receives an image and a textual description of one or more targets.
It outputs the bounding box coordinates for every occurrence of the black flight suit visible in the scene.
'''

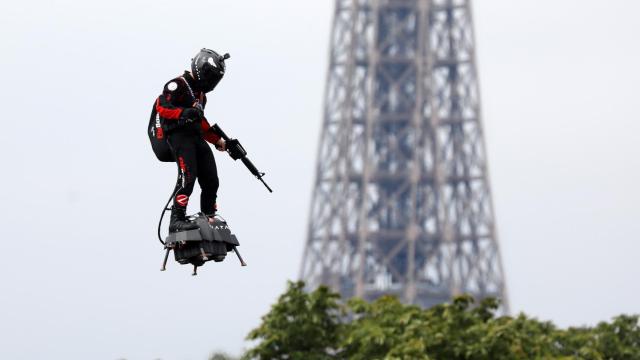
[155,72,221,216]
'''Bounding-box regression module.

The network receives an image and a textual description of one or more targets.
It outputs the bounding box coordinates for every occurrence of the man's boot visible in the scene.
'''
[169,206,199,233]
[205,203,218,224]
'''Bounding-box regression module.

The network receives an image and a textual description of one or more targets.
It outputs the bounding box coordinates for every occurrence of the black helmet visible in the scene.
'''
[191,48,230,93]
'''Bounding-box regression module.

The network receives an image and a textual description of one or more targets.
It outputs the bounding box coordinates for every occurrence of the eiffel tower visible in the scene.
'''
[300,0,509,310]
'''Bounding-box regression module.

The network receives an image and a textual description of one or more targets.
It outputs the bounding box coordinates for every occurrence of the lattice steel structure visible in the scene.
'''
[300,0,508,310]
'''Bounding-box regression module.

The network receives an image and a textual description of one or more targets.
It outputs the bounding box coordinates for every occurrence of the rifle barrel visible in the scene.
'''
[260,178,273,193]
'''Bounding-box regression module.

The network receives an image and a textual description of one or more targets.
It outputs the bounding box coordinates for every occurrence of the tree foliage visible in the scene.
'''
[209,351,239,360]
[244,281,342,360]
[243,281,640,360]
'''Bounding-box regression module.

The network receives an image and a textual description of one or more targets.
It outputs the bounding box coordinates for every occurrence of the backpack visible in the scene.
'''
[147,101,174,162]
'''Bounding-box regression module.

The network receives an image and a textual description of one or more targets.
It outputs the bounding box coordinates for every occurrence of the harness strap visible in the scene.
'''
[179,76,203,105]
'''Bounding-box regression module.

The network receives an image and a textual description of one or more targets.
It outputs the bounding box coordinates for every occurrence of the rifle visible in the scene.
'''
[212,124,273,193]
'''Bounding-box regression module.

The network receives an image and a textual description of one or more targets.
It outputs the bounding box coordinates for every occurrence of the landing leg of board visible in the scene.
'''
[161,247,171,271]
[232,246,247,267]
[199,247,209,261]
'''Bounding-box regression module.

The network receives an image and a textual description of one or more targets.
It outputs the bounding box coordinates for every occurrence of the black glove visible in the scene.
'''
[181,107,203,124]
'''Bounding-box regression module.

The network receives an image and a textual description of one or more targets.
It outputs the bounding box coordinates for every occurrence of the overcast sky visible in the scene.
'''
[0,0,638,359]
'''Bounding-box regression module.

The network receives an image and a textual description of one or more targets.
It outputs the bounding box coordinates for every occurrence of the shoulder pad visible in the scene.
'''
[164,79,182,92]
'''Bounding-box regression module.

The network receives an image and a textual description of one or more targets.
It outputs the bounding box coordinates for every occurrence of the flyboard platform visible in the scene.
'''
[160,213,246,275]
[153,124,271,275]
